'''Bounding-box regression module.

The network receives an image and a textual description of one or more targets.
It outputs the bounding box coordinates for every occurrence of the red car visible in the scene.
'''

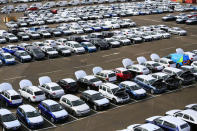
[51,9,57,14]
[27,7,38,11]
[113,67,133,81]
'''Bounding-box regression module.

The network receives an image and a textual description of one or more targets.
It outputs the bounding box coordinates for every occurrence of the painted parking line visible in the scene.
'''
[102,52,120,57]
[38,70,62,75]
[3,75,26,81]
[42,117,57,128]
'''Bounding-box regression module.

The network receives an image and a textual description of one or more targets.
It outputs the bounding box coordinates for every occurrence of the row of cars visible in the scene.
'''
[0,48,197,130]
[0,25,187,66]
[120,104,197,131]
[162,12,197,25]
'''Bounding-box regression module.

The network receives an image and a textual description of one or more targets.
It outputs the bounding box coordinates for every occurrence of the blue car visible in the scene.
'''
[91,25,102,32]
[80,42,97,53]
[0,52,15,65]
[134,75,167,94]
[119,81,147,99]
[38,100,68,123]
[17,105,44,129]
[14,50,32,63]
[2,45,24,55]
[0,83,23,107]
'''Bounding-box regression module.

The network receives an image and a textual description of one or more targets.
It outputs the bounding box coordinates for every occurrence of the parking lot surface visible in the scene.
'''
[0,5,197,131]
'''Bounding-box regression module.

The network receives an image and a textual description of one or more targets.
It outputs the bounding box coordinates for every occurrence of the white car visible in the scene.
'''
[127,123,164,131]
[168,27,187,36]
[165,109,197,126]
[185,104,197,111]
[191,61,197,71]
[19,79,46,102]
[41,46,58,58]
[99,82,130,104]
[38,76,65,99]
[122,58,150,75]
[184,51,197,61]
[146,115,190,131]
[64,41,85,54]
[150,53,176,68]
[0,108,21,130]
[60,94,90,117]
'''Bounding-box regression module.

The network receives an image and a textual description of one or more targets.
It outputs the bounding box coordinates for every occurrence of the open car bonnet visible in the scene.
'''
[176,48,184,54]
[152,79,166,89]
[122,58,134,68]
[150,53,160,61]
[92,66,103,75]
[0,83,13,92]
[75,70,87,80]
[19,79,33,89]
[39,76,52,86]
[114,88,126,96]
[137,56,147,64]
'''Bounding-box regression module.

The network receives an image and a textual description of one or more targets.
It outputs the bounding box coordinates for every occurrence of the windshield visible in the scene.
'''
[47,48,55,52]
[177,71,184,76]
[34,91,44,96]
[129,85,141,90]
[111,88,120,94]
[1,114,17,122]
[71,99,85,106]
[85,43,93,47]
[20,52,28,56]
[73,44,82,48]
[11,95,21,100]
[59,48,67,51]
[68,82,76,86]
[148,79,157,85]
[4,55,13,59]
[152,63,161,67]
[49,104,63,112]
[91,93,104,100]
[90,78,100,83]
[51,86,62,91]
[33,49,43,54]
[26,111,40,118]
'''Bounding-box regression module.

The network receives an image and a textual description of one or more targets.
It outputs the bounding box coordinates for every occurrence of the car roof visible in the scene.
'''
[132,64,147,69]
[146,61,157,64]
[121,81,136,86]
[2,53,11,56]
[181,109,197,120]
[62,78,76,83]
[62,94,79,101]
[102,83,119,89]
[16,50,25,53]
[100,70,114,74]
[164,67,182,73]
[5,89,19,96]
[161,116,186,125]
[24,86,41,92]
[0,108,11,115]
[42,99,58,106]
[136,75,155,81]
[140,123,160,130]
[20,104,36,112]
[83,90,98,95]
[45,82,59,87]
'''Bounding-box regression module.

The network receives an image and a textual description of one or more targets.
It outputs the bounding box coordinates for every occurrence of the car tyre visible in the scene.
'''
[113,98,117,104]
[93,105,97,111]
[51,117,55,123]
[150,89,154,94]
[28,98,31,102]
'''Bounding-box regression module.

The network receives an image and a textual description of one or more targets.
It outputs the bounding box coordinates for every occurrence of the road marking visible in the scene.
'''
[34,126,56,131]
[103,57,126,63]
[135,51,151,56]
[19,120,31,131]
[102,52,120,57]
[43,117,57,128]
[110,102,118,107]
[38,70,62,75]
[68,114,78,120]
[3,76,26,81]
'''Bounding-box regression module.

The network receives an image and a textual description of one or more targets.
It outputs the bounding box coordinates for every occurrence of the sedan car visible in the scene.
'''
[80,90,110,110]
[80,42,97,53]
[41,46,58,58]
[17,104,44,129]
[26,46,45,60]
[60,94,91,117]
[168,27,187,36]
[14,50,32,63]
[162,14,176,21]
[38,100,68,123]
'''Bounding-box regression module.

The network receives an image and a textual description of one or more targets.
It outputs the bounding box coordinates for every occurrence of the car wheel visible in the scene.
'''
[113,99,117,104]
[72,110,77,116]
[150,89,154,94]
[51,117,55,123]
[20,59,23,63]
[28,98,31,102]
[93,105,97,111]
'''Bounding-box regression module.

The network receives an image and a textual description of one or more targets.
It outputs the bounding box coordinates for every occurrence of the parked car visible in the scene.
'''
[80,42,97,53]
[99,82,130,104]
[0,52,15,65]
[80,90,110,110]
[57,78,79,93]
[113,67,133,81]
[127,123,164,131]
[38,99,68,123]
[26,46,45,60]
[41,46,58,58]
[14,50,32,63]
[119,81,146,99]
[0,108,21,131]
[60,94,91,117]
[162,14,176,21]
[54,45,71,56]
[0,83,23,107]
[19,79,46,102]
[38,76,65,99]
[134,75,167,94]
[17,104,44,129]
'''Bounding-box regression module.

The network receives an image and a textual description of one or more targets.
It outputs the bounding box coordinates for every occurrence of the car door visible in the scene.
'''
[106,88,113,100]
[22,88,29,99]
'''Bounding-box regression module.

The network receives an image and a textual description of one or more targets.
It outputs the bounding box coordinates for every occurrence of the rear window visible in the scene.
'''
[122,71,130,75]
[169,61,175,64]
[34,91,44,96]
[180,123,189,129]
[11,95,21,100]
[108,73,116,77]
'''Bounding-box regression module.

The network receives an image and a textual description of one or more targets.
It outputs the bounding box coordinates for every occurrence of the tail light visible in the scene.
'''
[140,72,143,75]
[168,64,170,67]
[191,58,193,60]
[106,78,109,81]
[33,96,36,99]
[53,92,56,95]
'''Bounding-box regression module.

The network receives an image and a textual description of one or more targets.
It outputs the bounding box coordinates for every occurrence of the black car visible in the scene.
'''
[162,15,176,21]
[186,17,197,25]
[54,45,71,56]
[67,35,87,43]
[48,28,62,37]
[102,31,114,38]
[26,46,45,60]
[89,38,110,50]
[7,28,18,35]
[176,17,188,24]
[57,78,79,93]
[80,90,110,111]
[17,32,30,41]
